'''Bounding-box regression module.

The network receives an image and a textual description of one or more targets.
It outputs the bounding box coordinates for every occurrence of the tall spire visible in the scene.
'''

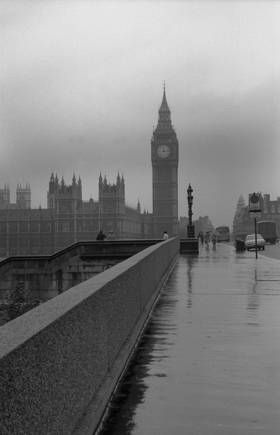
[117,172,121,185]
[72,173,76,185]
[159,82,170,114]
[157,83,171,127]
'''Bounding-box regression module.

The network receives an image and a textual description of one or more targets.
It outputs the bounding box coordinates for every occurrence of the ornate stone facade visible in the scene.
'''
[151,87,179,237]
[0,174,146,257]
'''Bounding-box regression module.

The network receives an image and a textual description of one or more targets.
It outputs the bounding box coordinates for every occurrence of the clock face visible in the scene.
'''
[157,145,171,159]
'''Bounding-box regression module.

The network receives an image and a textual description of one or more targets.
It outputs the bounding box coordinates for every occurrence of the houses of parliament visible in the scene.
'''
[0,88,179,256]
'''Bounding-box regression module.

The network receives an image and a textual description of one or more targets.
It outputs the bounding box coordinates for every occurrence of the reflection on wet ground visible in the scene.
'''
[99,244,280,434]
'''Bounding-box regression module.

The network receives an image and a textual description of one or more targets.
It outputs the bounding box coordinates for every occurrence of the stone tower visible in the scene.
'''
[47,173,82,212]
[0,185,10,209]
[16,184,31,209]
[98,173,125,236]
[151,86,179,237]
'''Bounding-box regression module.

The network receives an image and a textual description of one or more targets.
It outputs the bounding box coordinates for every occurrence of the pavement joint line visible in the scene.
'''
[179,292,280,295]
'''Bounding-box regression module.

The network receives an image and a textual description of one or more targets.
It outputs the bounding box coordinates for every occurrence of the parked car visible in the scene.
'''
[245,234,265,251]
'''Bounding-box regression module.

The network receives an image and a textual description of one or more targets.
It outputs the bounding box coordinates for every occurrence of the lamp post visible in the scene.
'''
[187,184,195,238]
[249,192,261,259]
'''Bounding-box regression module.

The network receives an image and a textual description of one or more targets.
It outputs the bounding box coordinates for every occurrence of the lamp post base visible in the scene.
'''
[187,225,195,238]
[180,238,199,254]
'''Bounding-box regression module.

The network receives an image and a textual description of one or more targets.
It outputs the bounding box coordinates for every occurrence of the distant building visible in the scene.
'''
[232,193,280,239]
[195,216,215,235]
[178,215,215,238]
[0,185,10,209]
[16,184,31,209]
[0,184,31,209]
[0,174,149,256]
[178,217,188,238]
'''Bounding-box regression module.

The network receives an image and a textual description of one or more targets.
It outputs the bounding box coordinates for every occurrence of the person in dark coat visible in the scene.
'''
[96,230,106,241]
[198,232,204,245]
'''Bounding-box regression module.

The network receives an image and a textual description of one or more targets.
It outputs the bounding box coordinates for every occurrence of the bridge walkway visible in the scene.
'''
[100,243,280,434]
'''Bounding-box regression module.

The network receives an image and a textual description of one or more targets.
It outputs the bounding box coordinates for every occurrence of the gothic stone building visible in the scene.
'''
[0,174,148,257]
[0,89,179,256]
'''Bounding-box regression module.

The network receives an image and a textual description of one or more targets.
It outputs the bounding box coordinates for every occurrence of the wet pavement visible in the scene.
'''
[262,242,280,261]
[100,243,280,434]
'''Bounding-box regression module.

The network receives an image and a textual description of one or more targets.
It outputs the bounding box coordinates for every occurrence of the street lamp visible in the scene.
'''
[249,192,261,259]
[187,184,195,238]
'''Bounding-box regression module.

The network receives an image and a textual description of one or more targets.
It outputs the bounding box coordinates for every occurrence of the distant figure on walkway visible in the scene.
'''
[198,232,204,245]
[212,232,217,250]
[96,230,106,241]
[163,231,169,240]
[205,232,210,249]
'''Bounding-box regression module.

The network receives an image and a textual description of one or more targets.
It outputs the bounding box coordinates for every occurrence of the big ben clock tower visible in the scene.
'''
[151,86,179,237]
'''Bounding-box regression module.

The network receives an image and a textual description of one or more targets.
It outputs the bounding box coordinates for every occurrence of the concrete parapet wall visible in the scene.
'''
[0,239,162,302]
[0,237,179,435]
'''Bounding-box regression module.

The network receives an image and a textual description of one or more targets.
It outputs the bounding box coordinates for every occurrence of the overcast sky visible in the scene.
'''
[1,1,280,227]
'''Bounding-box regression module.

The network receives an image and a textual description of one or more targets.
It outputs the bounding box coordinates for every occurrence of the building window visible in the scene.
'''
[62,222,70,232]
[41,222,51,232]
[19,222,29,232]
[9,222,18,233]
[30,222,40,232]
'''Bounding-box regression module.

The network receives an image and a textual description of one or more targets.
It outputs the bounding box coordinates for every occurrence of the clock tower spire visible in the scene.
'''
[158,83,171,126]
[151,86,179,237]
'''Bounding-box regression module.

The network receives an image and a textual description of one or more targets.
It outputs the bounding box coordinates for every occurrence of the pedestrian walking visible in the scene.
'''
[162,231,169,240]
[205,232,210,249]
[212,232,217,250]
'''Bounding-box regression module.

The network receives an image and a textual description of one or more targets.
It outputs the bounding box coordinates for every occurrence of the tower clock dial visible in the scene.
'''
[157,144,170,159]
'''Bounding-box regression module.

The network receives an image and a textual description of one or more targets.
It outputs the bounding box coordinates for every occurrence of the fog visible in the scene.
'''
[1,1,280,226]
